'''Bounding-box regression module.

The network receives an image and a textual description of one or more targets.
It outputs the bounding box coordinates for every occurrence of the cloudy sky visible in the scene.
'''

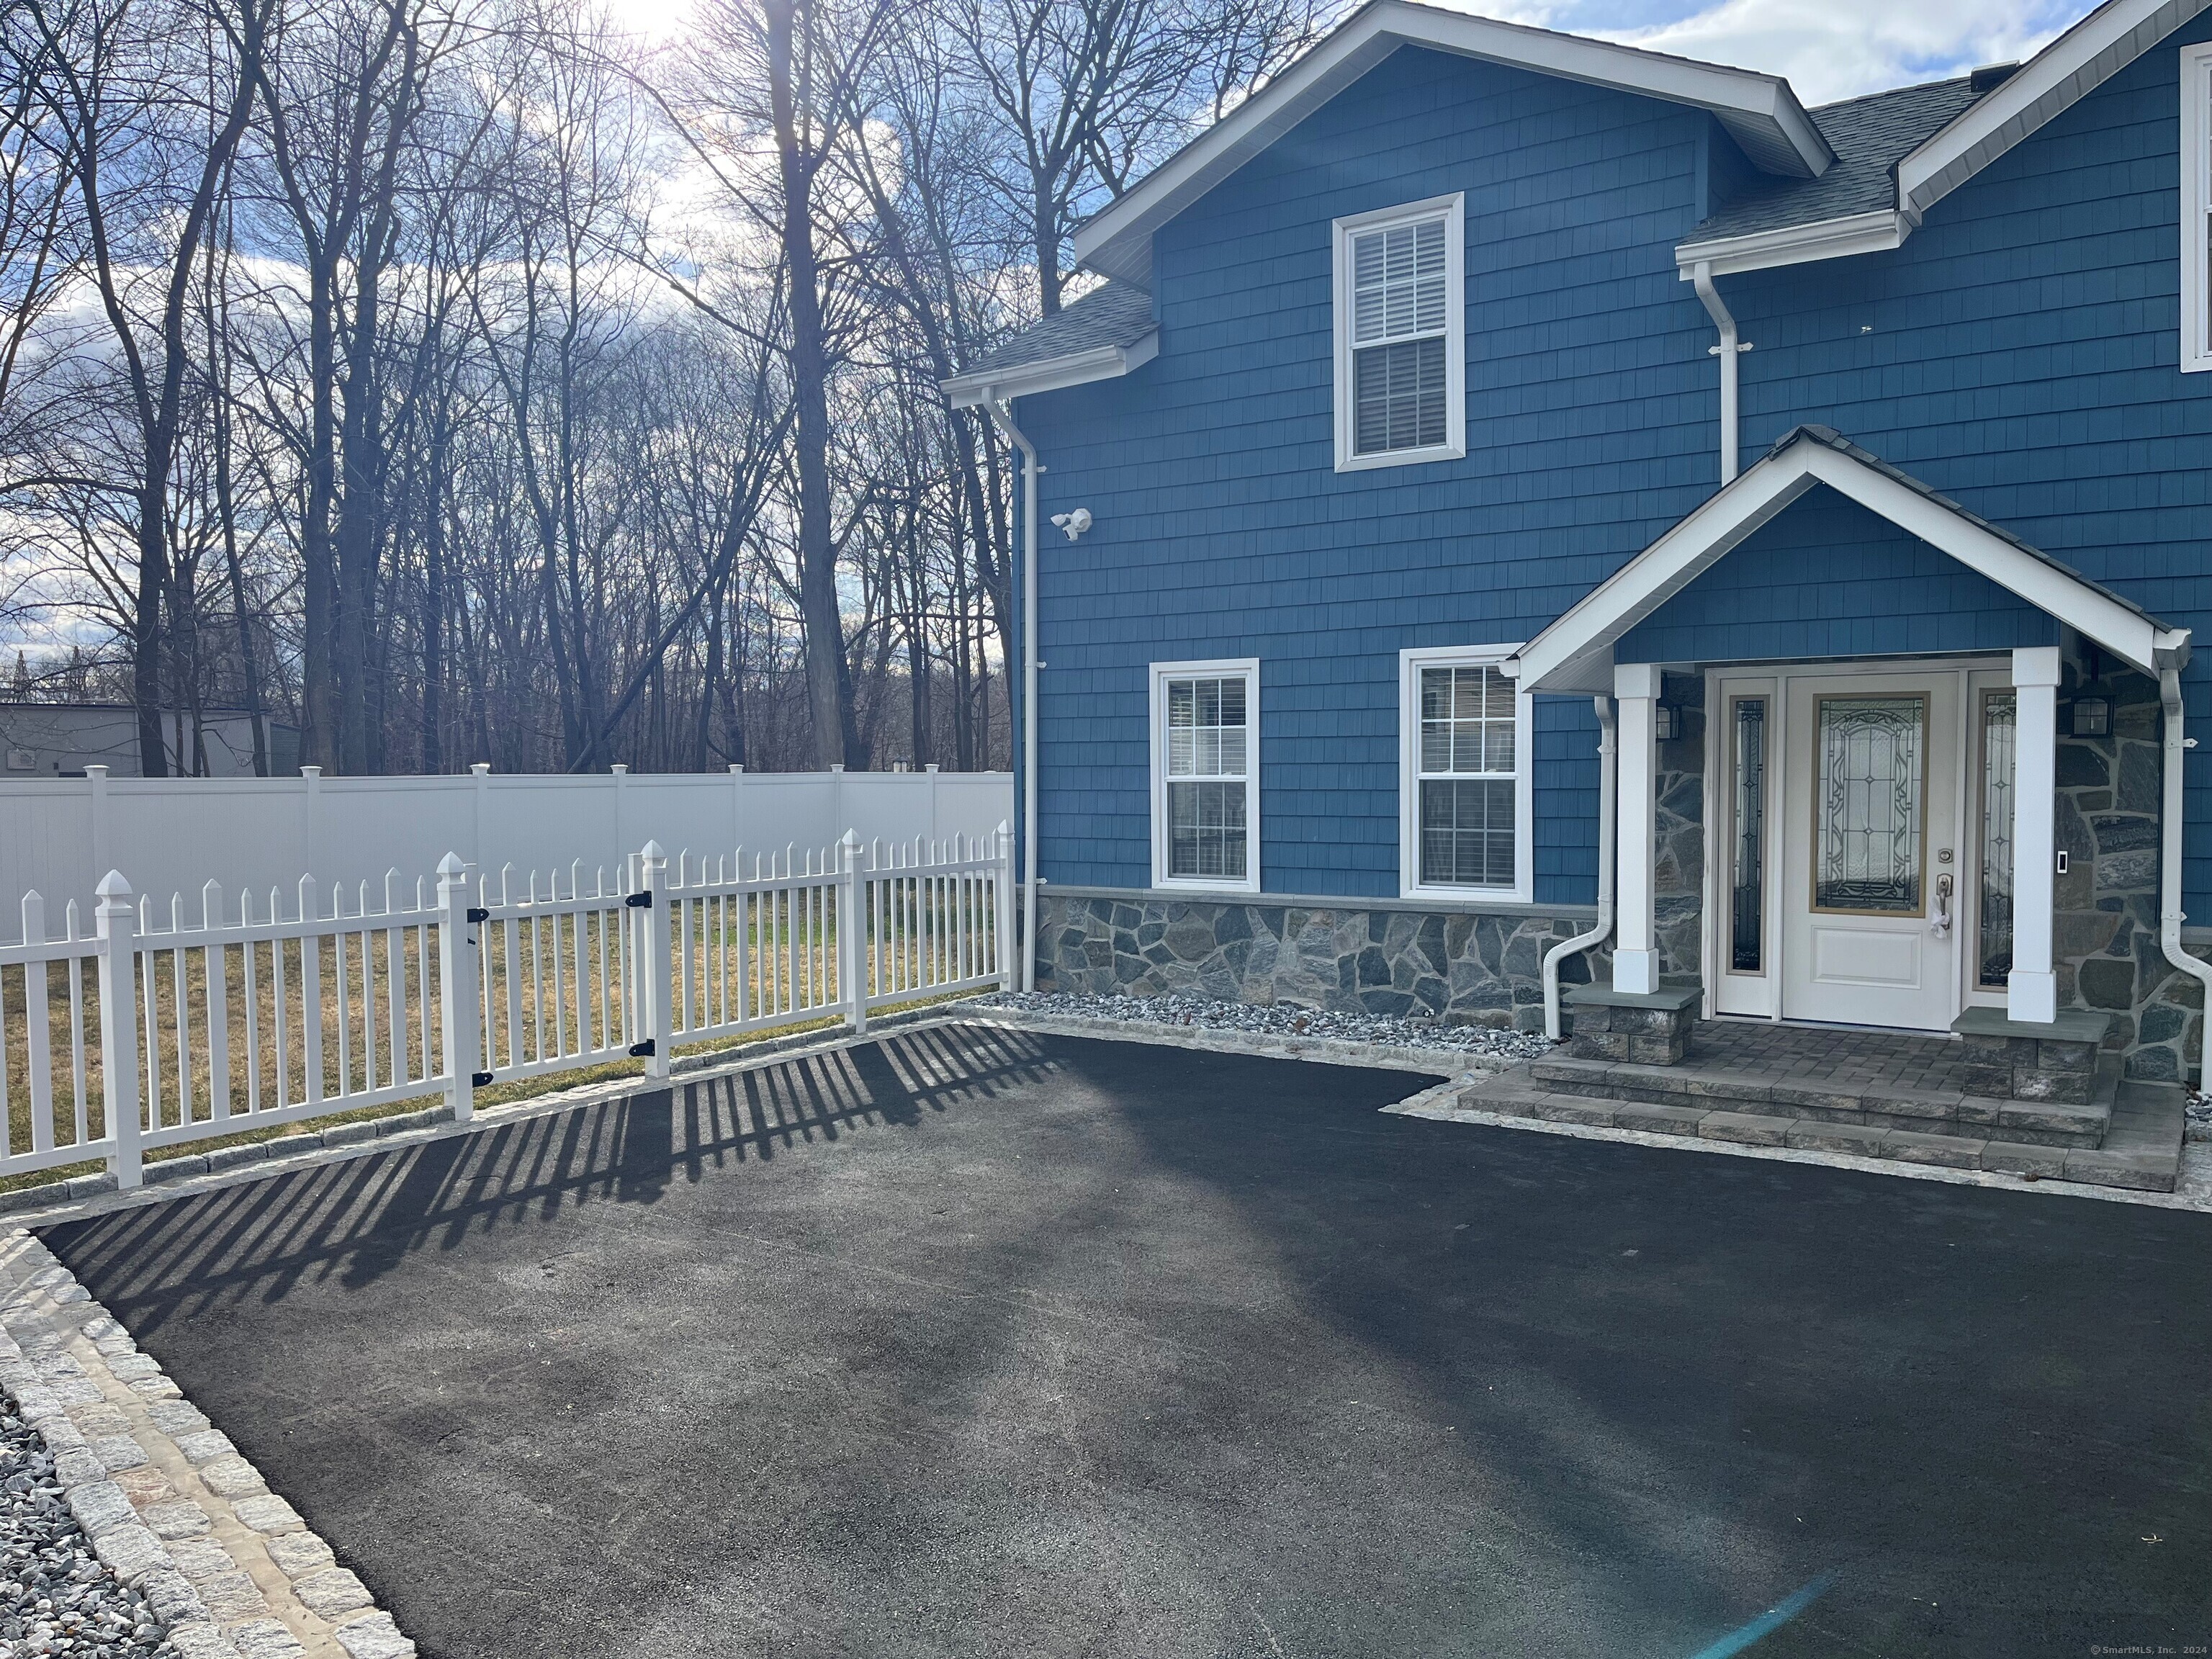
[1506,0,2100,104]
[601,0,2102,109]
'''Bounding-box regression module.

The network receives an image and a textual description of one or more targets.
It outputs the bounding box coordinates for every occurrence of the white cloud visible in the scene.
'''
[1489,0,2098,104]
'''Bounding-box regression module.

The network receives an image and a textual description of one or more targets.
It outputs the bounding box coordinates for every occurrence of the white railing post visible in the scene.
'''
[437,853,481,1122]
[839,830,866,1034]
[994,821,1015,990]
[635,840,670,1079]
[94,871,141,1189]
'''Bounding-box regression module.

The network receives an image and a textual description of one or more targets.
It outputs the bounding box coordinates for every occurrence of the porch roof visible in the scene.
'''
[1508,426,2192,694]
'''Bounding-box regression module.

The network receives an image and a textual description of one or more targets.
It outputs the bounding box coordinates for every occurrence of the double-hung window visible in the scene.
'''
[1401,645,1529,901]
[1334,194,1465,469]
[2182,45,2212,371]
[1151,659,1259,892]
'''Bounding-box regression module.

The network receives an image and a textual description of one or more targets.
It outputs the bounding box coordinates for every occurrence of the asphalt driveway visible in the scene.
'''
[40,1024,2212,1658]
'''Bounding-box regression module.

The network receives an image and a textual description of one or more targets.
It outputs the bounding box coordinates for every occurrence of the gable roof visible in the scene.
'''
[1679,0,2212,276]
[1509,426,2191,693]
[941,283,1159,408]
[1069,0,1835,288]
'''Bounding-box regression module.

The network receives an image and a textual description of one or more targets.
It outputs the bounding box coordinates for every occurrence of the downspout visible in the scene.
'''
[1691,261,1746,484]
[1542,694,1617,1040]
[984,396,1041,992]
[2157,666,2212,1087]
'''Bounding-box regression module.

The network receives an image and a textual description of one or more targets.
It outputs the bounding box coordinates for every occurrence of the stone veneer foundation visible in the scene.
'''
[1034,891,1606,1030]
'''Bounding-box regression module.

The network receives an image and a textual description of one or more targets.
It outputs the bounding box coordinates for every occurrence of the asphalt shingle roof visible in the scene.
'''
[954,282,1156,381]
[1689,77,1985,244]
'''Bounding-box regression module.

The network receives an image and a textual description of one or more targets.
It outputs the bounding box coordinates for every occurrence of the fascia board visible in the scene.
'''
[1897,0,2209,219]
[940,332,1159,408]
[1072,0,1831,282]
[1798,446,2165,675]
[1674,210,1909,277]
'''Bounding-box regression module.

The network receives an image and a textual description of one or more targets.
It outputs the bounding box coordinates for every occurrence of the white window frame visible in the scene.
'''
[1399,644,1532,903]
[1333,193,1467,471]
[1150,657,1262,894]
[2183,44,2212,372]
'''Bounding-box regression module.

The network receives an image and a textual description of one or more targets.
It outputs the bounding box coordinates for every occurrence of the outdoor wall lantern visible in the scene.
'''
[1653,703,1680,742]
[2071,696,2110,737]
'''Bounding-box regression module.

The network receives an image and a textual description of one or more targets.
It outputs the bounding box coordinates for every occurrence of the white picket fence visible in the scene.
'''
[0,827,1013,1190]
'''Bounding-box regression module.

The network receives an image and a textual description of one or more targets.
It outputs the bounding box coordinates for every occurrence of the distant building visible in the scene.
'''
[0,704,300,778]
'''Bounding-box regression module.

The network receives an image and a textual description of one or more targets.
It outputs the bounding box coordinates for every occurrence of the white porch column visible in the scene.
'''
[1614,662,1663,995]
[2009,645,2062,1024]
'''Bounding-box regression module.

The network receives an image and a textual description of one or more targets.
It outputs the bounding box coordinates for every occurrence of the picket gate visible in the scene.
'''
[0,825,1014,1190]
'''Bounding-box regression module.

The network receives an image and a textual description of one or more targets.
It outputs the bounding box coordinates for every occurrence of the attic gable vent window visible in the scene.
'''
[1334,194,1465,470]
[2185,45,2212,372]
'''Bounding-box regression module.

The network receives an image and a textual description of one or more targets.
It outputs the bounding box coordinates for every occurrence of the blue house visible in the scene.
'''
[945,0,2212,1091]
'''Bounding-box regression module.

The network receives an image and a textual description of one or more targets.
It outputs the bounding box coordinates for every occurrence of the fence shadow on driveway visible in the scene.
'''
[48,1022,1061,1330]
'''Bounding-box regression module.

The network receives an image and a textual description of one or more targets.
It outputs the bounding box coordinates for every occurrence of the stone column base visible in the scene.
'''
[1563,983,1701,1066]
[1952,1007,2113,1102]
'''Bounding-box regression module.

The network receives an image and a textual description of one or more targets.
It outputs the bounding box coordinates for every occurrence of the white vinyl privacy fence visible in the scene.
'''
[0,764,1010,915]
[0,828,1011,1190]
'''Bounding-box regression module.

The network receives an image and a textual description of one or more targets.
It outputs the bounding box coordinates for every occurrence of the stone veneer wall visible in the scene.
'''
[2053,663,2202,1082]
[1034,893,1608,1030]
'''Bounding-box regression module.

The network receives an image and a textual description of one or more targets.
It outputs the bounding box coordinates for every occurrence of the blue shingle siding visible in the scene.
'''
[1024,45,1717,899]
[1616,484,2062,664]
[1021,15,2212,912]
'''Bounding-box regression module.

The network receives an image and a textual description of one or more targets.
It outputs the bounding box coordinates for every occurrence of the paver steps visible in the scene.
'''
[1526,1051,2118,1148]
[1460,1058,2185,1192]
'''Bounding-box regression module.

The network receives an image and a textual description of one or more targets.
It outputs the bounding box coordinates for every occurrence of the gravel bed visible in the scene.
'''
[981,992,1558,1060]
[0,1403,171,1658]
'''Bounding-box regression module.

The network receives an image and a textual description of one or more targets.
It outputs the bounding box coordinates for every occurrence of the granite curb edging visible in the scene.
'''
[0,1232,415,1658]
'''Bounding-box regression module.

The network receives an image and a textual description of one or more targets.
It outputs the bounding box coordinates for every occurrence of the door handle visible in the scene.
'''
[1931,872,1954,937]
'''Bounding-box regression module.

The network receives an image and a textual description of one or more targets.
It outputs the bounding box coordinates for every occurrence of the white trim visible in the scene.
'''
[2182,44,2212,372]
[1898,0,2210,221]
[1672,0,2212,278]
[1149,657,1262,895]
[1398,643,1533,904]
[1070,0,1832,285]
[1334,194,1467,472]
[1510,432,2189,693]
[943,332,1159,408]
[1674,210,1910,279]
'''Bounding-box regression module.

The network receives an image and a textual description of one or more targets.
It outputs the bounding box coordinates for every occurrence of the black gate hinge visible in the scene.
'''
[628,1039,655,1058]
[470,1070,493,1087]
[625,891,652,909]
[466,907,489,924]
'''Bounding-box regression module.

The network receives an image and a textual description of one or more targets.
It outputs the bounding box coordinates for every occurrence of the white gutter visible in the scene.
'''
[983,397,1042,992]
[1542,695,1617,1040]
[2157,667,2212,1087]
[1690,261,1748,483]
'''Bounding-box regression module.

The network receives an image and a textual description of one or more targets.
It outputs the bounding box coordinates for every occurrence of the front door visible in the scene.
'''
[1777,671,1962,1030]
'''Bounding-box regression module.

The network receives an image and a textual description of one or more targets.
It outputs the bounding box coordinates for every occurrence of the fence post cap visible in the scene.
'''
[471,762,491,776]
[300,765,321,779]
[611,763,628,775]
[996,820,1011,835]
[84,764,108,781]
[640,838,665,860]
[840,829,861,849]
[437,852,468,877]
[95,870,130,899]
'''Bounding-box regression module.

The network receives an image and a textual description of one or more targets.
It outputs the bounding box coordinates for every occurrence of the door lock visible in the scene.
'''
[1932,871,1954,937]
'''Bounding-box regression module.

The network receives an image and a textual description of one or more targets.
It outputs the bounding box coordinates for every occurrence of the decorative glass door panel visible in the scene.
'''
[1812,696,1926,915]
[1730,698,1767,972]
[1779,675,1960,1031]
[1978,690,2017,989]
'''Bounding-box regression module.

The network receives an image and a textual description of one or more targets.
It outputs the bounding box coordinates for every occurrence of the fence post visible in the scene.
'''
[839,830,866,1034]
[634,840,670,1080]
[437,853,481,1123]
[94,871,142,1189]
[994,821,1015,991]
